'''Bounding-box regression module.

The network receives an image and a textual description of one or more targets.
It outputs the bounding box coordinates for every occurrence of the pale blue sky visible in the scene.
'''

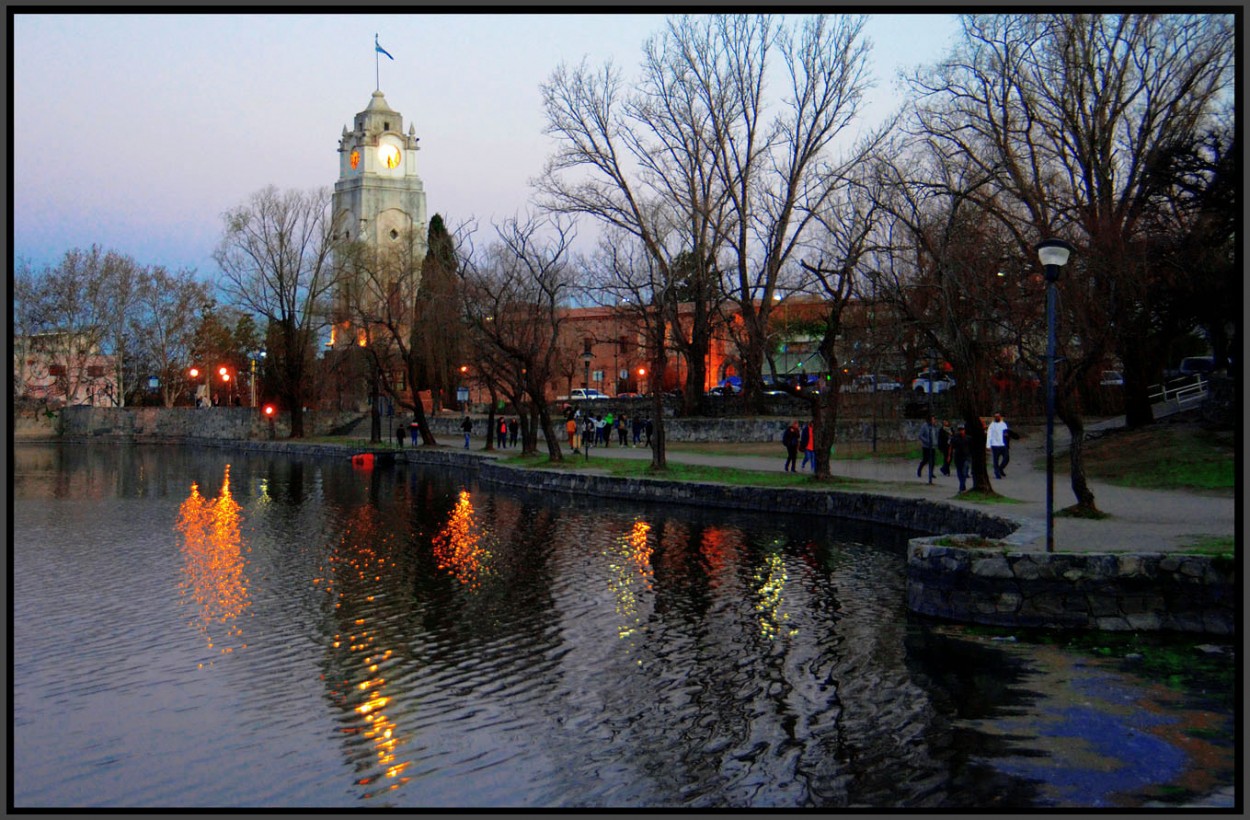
[12,12,961,278]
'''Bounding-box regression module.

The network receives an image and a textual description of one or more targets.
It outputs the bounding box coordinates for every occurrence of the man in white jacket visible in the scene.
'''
[986,412,1009,479]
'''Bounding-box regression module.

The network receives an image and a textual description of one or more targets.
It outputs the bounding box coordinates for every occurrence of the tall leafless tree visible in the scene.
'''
[458,214,578,459]
[537,15,737,416]
[709,14,878,414]
[215,186,343,438]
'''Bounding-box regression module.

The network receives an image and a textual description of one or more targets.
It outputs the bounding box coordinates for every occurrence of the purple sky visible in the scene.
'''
[12,12,959,280]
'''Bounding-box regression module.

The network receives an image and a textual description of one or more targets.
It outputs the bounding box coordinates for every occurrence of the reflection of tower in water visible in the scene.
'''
[318,500,412,799]
[177,465,251,667]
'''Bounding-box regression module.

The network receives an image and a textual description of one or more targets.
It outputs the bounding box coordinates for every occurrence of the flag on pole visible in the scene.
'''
[375,34,394,60]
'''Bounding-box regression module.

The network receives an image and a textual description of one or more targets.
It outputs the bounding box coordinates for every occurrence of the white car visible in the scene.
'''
[846,374,903,392]
[911,372,956,394]
[562,388,608,401]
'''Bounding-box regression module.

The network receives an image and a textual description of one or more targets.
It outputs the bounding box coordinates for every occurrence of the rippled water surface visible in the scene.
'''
[11,444,1235,809]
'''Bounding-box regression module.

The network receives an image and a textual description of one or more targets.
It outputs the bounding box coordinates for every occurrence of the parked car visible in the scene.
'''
[911,371,956,394]
[1179,356,1217,377]
[1100,370,1124,387]
[845,374,903,393]
[614,391,641,399]
[559,388,608,401]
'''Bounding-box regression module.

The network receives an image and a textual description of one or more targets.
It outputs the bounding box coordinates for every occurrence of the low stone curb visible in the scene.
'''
[907,536,1235,635]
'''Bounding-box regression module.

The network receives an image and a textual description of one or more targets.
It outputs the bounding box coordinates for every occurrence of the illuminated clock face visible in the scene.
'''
[378,144,401,169]
[349,149,360,170]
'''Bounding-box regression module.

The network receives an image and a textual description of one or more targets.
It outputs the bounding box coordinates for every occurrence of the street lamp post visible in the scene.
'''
[1035,238,1075,554]
[582,348,593,463]
[248,350,266,407]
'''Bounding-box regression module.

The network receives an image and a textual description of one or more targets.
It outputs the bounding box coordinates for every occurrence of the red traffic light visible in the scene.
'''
[263,404,276,417]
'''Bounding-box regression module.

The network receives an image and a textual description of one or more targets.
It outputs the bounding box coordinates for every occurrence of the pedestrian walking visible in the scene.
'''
[644,417,653,448]
[509,417,519,448]
[986,412,1009,478]
[632,416,643,446]
[584,415,596,449]
[917,415,938,484]
[799,423,813,471]
[409,420,420,446]
[782,421,801,472]
[566,415,579,453]
[395,423,406,449]
[461,415,472,449]
[938,420,953,476]
[496,417,508,449]
[617,414,629,446]
[950,423,972,492]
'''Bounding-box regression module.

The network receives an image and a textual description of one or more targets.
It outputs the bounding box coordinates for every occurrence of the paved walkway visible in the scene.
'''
[548,427,1234,554]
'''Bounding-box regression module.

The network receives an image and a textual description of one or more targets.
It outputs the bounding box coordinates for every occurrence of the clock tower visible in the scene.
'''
[330,89,429,345]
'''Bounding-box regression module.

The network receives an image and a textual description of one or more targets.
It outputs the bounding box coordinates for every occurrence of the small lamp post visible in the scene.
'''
[1035,237,1075,553]
[248,350,266,407]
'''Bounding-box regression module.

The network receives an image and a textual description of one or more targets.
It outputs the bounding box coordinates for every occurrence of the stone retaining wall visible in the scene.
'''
[907,536,1235,635]
[42,406,935,446]
[472,459,1017,538]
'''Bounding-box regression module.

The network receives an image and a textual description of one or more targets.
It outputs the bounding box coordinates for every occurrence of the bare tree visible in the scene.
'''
[337,218,445,445]
[134,266,212,407]
[459,214,578,459]
[586,228,682,470]
[900,12,1234,511]
[537,15,737,416]
[711,14,878,413]
[792,175,880,480]
[215,186,343,438]
[13,247,129,408]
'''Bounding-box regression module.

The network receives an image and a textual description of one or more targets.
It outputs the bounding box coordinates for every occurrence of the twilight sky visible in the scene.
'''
[11,12,960,280]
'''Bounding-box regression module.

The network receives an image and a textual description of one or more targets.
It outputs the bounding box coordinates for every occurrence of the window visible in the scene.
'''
[48,364,64,376]
[87,365,105,378]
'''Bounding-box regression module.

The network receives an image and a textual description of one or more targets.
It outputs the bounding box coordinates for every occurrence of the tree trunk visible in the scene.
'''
[1119,339,1157,428]
[811,390,835,480]
[536,404,562,461]
[288,401,305,439]
[1059,409,1099,513]
[739,333,768,416]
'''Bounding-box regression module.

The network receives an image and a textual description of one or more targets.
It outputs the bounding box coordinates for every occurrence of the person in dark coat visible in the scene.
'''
[938,420,952,476]
[395,424,406,449]
[782,421,801,472]
[950,423,972,492]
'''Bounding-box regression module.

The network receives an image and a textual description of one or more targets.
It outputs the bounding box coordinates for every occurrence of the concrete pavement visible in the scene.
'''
[563,428,1235,554]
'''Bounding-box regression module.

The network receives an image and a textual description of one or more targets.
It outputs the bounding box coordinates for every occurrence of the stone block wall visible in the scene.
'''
[46,405,937,446]
[907,537,1235,635]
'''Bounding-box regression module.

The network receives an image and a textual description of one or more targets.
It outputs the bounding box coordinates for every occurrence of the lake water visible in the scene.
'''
[11,443,1235,809]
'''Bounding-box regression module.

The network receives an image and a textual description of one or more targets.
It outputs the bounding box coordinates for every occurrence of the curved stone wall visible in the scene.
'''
[907,537,1235,635]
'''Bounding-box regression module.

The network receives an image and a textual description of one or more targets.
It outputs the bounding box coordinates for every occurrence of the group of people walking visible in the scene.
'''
[564,408,654,454]
[916,412,1019,492]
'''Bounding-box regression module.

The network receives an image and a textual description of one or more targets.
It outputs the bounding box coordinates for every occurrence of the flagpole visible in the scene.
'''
[375,36,380,91]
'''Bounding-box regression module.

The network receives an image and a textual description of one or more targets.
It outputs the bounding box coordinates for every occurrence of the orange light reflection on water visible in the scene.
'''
[431,490,493,590]
[177,465,251,665]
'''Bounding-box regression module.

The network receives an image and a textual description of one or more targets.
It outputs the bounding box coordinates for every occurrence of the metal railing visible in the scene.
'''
[1149,376,1209,408]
